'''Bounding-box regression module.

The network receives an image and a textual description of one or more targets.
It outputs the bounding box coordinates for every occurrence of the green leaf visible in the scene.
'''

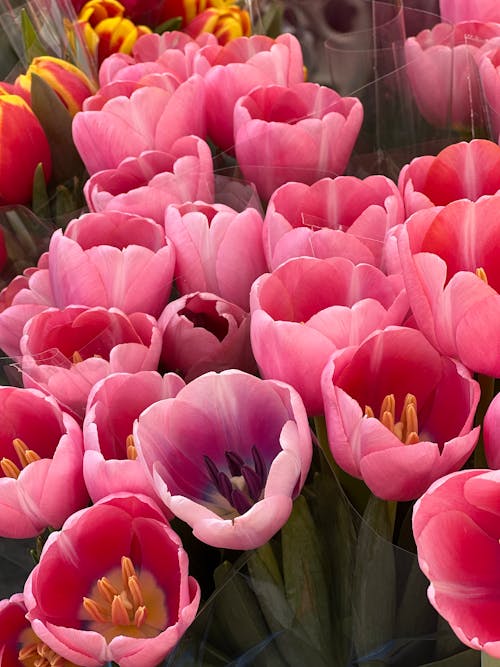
[154,17,183,34]
[21,9,46,62]
[419,649,480,667]
[31,162,50,219]
[30,74,85,185]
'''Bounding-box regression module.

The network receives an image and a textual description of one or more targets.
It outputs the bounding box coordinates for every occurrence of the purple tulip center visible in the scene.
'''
[364,392,420,445]
[204,446,267,515]
[82,556,167,641]
[179,300,229,342]
[0,437,41,479]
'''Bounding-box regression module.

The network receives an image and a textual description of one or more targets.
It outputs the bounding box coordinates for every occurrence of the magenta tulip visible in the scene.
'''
[396,195,500,376]
[321,327,479,501]
[159,292,256,381]
[84,136,214,225]
[234,82,363,201]
[264,175,404,270]
[484,393,500,468]
[0,387,87,538]
[83,371,185,502]
[24,494,200,667]
[73,74,206,174]
[20,306,162,418]
[134,370,312,549]
[399,139,500,215]
[250,256,408,415]
[413,468,500,657]
[164,201,267,309]
[440,0,500,22]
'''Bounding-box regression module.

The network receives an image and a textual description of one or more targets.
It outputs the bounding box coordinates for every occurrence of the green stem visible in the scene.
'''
[482,652,500,666]
[474,374,496,469]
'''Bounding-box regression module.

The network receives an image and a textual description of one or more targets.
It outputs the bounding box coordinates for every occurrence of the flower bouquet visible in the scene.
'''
[0,0,498,665]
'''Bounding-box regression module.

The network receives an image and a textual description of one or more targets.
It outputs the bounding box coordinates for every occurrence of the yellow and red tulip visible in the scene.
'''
[184,1,251,44]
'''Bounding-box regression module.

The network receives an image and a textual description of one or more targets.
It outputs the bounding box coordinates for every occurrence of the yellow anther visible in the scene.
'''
[1,457,20,479]
[126,434,137,460]
[97,576,119,603]
[72,350,84,364]
[475,267,488,284]
[364,405,375,418]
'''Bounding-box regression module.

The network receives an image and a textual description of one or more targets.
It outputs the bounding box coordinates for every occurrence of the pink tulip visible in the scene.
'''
[413,468,500,657]
[399,139,500,215]
[404,21,500,128]
[264,175,404,270]
[321,327,479,501]
[0,387,87,538]
[52,212,175,317]
[484,392,500,468]
[72,74,206,174]
[85,135,215,225]
[159,292,256,381]
[24,494,200,667]
[234,83,363,201]
[134,370,312,550]
[440,0,500,23]
[131,30,218,66]
[396,195,500,376]
[479,45,500,141]
[250,256,408,415]
[164,201,267,309]
[83,371,185,502]
[20,306,162,419]
[203,33,305,152]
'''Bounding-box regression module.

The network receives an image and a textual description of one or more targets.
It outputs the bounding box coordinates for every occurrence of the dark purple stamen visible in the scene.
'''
[231,488,252,515]
[225,450,244,477]
[251,446,266,487]
[241,465,262,501]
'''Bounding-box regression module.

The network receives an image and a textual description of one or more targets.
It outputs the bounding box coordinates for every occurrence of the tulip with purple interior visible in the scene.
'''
[24,494,200,667]
[234,82,363,201]
[134,370,312,550]
[0,387,87,538]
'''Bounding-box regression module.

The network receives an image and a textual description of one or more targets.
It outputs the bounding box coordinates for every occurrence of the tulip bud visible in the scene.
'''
[185,1,251,43]
[16,57,96,117]
[0,94,51,205]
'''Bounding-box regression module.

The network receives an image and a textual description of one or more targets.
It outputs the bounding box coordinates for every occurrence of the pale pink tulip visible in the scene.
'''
[159,292,256,381]
[250,256,408,415]
[404,21,500,128]
[396,195,500,376]
[413,468,500,657]
[234,83,363,201]
[134,370,312,550]
[264,175,404,270]
[203,33,304,152]
[73,75,206,174]
[321,327,479,501]
[165,202,267,309]
[0,387,87,538]
[20,306,162,419]
[484,393,500,468]
[85,136,214,225]
[399,139,500,215]
[83,371,184,503]
[24,494,200,667]
[440,0,500,23]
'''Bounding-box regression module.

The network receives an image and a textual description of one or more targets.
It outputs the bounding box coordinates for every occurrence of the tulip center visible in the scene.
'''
[204,446,267,517]
[82,555,167,641]
[1,437,41,479]
[364,393,420,445]
[18,635,73,667]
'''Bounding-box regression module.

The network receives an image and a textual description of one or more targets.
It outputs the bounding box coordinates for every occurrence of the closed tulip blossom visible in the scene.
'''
[24,493,200,667]
[399,139,500,215]
[234,82,363,201]
[413,468,500,657]
[164,202,267,309]
[396,195,500,376]
[83,371,185,502]
[134,370,312,549]
[0,387,87,538]
[484,392,500,468]
[250,256,408,415]
[84,136,214,224]
[159,292,256,380]
[321,327,480,501]
[73,75,205,174]
[263,175,404,270]
[20,306,162,418]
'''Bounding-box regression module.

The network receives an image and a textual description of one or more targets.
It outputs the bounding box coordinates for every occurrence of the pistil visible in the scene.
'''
[1,437,41,479]
[365,393,420,445]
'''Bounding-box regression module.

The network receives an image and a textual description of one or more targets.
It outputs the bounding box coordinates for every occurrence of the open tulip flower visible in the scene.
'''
[24,493,200,667]
[399,139,500,215]
[134,370,312,550]
[413,468,500,658]
[234,82,363,201]
[20,306,162,418]
[263,175,404,270]
[83,371,185,503]
[396,194,500,377]
[250,256,408,415]
[321,327,480,501]
[0,387,87,538]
